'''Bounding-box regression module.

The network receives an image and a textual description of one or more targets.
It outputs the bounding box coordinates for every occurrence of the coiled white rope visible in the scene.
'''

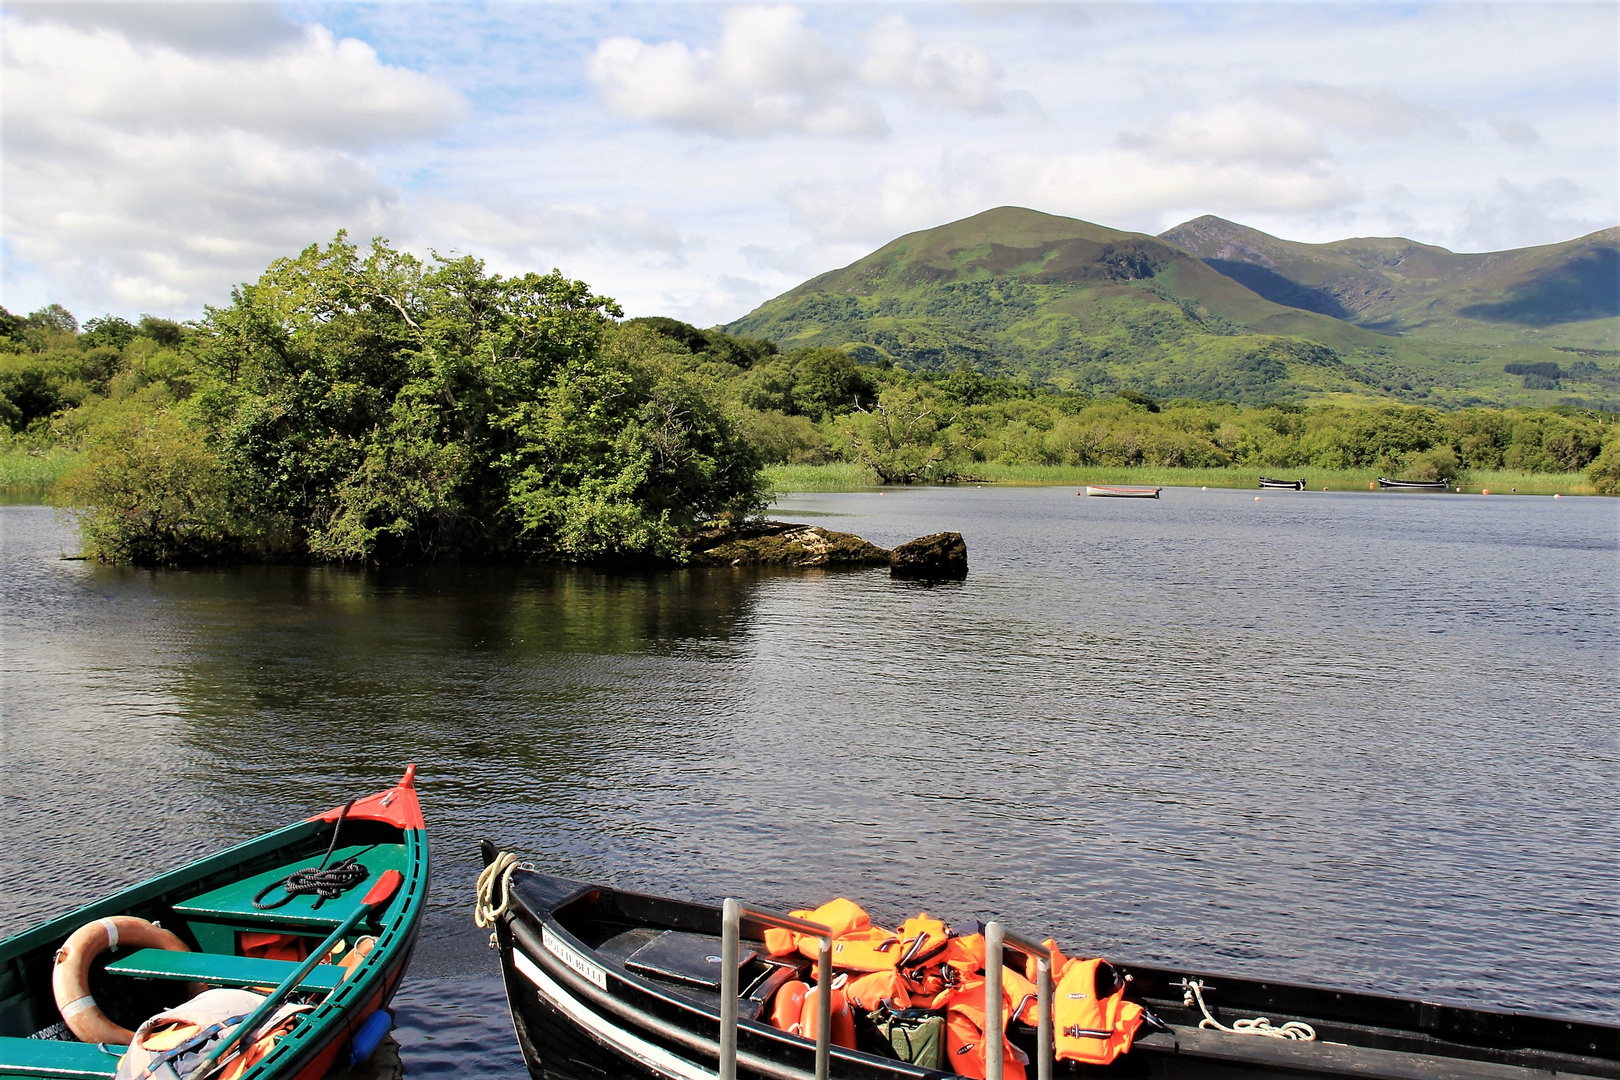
[474,852,524,945]
[1184,979,1317,1042]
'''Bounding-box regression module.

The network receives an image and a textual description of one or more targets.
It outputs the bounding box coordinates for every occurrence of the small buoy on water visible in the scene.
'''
[1482,489,1490,495]
[1554,493,1562,499]
[1322,486,1329,491]
[1368,481,1376,490]
[1254,496,1262,502]
[1202,486,1208,491]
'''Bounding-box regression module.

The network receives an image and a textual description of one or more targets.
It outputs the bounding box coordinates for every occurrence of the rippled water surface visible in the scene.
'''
[2,487,1617,1074]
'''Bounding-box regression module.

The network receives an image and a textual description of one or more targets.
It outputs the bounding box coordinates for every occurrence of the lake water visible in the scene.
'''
[2,486,1616,1074]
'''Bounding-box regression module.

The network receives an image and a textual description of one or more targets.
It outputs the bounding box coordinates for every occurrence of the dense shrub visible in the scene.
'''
[1586,439,1620,495]
[55,237,768,564]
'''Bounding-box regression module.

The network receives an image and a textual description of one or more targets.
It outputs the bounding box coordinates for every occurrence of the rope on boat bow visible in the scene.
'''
[253,800,371,911]
[1183,980,1317,1042]
[474,851,526,947]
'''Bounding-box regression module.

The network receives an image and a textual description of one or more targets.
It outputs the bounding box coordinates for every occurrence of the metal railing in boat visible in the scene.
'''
[986,921,1054,1080]
[720,898,834,1080]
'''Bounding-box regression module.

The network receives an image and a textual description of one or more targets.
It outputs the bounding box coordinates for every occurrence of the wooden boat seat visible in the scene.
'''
[0,1036,121,1079]
[103,949,345,993]
[171,845,406,931]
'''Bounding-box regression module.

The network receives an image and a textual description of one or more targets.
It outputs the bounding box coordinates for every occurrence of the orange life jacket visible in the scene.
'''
[894,914,951,967]
[764,897,871,957]
[843,969,912,1012]
[934,977,1028,1080]
[938,932,987,979]
[821,926,904,971]
[999,965,1040,1027]
[1051,957,1145,1066]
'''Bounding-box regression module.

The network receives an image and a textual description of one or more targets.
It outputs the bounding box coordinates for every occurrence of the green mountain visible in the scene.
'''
[726,207,1620,408]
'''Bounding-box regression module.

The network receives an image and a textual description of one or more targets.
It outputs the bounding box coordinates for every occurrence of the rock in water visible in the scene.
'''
[688,520,891,567]
[890,532,968,580]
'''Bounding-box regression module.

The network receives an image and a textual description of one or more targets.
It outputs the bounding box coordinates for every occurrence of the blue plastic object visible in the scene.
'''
[348,1008,394,1066]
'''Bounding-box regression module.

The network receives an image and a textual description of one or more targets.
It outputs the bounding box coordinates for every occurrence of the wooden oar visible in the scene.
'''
[194,869,403,1080]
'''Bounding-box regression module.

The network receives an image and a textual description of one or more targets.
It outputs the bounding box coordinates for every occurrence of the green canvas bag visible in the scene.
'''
[868,1007,945,1070]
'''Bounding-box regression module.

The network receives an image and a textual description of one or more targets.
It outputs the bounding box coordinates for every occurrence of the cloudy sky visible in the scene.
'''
[3,1,1616,327]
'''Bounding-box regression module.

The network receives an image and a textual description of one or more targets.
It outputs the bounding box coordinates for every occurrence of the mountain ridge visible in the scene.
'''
[727,206,1619,408]
[1158,215,1619,335]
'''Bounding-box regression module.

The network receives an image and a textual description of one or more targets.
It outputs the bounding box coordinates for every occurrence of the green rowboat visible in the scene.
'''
[0,768,427,1080]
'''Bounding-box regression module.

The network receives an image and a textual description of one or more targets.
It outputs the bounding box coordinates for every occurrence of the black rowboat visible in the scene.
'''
[1377,477,1452,491]
[1257,478,1306,490]
[479,845,1619,1080]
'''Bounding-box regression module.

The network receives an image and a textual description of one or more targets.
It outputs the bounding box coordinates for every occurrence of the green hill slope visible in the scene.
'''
[727,207,1619,408]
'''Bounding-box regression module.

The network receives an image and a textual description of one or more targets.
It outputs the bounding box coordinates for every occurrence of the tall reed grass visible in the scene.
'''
[0,447,80,497]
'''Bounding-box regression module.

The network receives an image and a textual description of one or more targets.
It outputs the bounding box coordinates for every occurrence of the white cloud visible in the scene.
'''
[1270,81,1461,139]
[5,1,304,55]
[587,6,885,138]
[1487,115,1541,147]
[860,15,1005,111]
[1455,178,1611,251]
[0,11,465,317]
[586,6,1016,138]
[1122,103,1327,165]
[784,150,1358,246]
[406,197,688,266]
[4,20,462,150]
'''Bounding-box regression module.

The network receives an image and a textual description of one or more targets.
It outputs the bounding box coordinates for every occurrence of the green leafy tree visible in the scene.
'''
[831,387,957,483]
[27,304,78,334]
[502,326,768,560]
[60,234,768,564]
[81,316,137,351]
[788,347,877,419]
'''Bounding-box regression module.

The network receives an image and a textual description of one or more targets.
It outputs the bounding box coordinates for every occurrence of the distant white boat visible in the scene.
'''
[1083,485,1161,498]
[1378,477,1451,491]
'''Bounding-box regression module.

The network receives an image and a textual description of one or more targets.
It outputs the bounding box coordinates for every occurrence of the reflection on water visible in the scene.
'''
[2,488,1616,1075]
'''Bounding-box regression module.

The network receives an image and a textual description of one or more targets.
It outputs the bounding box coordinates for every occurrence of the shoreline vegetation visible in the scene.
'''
[1,449,1597,503]
[762,463,1602,497]
[3,234,1616,565]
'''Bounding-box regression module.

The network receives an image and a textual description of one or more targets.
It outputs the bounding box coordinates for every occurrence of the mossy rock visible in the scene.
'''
[890,531,968,579]
[688,520,890,567]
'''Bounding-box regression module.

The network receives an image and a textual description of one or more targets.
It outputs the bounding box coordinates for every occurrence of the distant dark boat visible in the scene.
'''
[1083,485,1160,498]
[1378,477,1452,491]
[479,844,1620,1080]
[1258,477,1306,490]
